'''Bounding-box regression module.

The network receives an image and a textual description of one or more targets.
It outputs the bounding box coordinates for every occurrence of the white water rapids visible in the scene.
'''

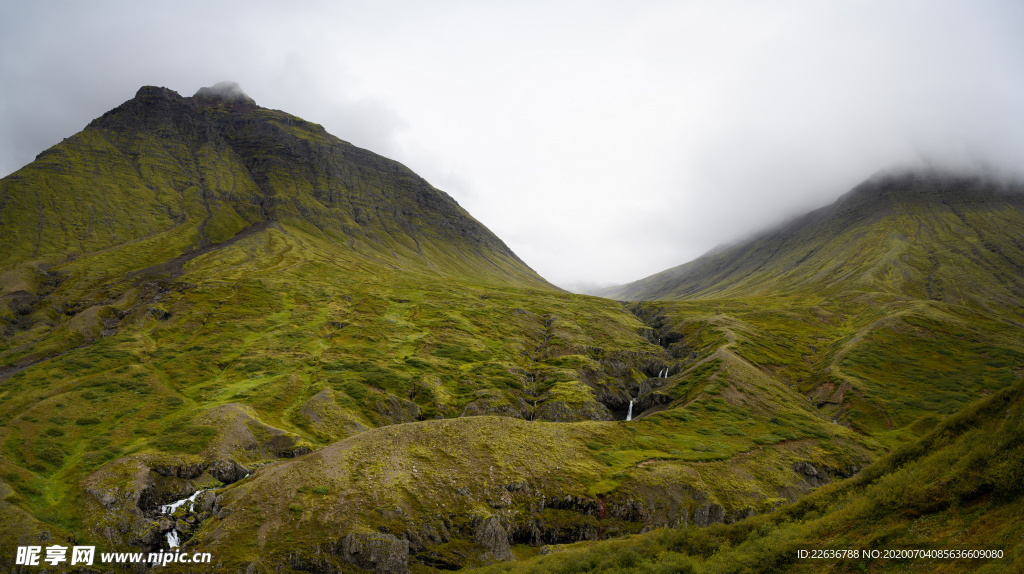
[160,489,204,515]
[161,490,205,549]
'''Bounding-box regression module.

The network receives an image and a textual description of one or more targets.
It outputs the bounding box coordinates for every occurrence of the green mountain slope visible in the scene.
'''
[598,172,1024,305]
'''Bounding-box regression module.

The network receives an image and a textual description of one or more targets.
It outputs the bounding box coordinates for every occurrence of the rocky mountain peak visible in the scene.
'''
[134,85,182,100]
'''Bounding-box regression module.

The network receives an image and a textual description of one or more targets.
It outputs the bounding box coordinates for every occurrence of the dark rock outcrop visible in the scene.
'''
[208,459,250,483]
[474,516,513,563]
[793,461,862,487]
[339,531,410,574]
[692,503,726,526]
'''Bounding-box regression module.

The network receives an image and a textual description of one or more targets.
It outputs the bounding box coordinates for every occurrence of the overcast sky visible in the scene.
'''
[2,1,1022,289]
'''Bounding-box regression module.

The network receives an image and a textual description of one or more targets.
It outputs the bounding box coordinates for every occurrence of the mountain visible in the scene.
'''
[0,86,1020,573]
[597,171,1024,304]
[0,83,548,288]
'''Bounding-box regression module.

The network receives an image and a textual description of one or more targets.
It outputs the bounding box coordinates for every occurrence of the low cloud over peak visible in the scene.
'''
[194,81,253,103]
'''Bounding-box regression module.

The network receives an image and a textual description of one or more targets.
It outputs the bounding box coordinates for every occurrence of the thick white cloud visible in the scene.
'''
[2,0,1022,288]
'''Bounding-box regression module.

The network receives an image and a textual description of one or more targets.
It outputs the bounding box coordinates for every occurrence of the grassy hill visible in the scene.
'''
[0,86,1021,572]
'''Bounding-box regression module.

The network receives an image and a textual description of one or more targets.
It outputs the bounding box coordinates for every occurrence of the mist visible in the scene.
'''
[2,0,1022,289]
[194,81,252,102]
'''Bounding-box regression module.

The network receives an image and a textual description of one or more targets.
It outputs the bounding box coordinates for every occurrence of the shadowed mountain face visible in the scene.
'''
[598,172,1024,305]
[0,87,1021,573]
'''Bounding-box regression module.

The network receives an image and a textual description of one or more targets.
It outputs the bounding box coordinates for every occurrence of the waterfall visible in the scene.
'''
[161,490,204,550]
[161,490,204,514]
[626,399,634,421]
